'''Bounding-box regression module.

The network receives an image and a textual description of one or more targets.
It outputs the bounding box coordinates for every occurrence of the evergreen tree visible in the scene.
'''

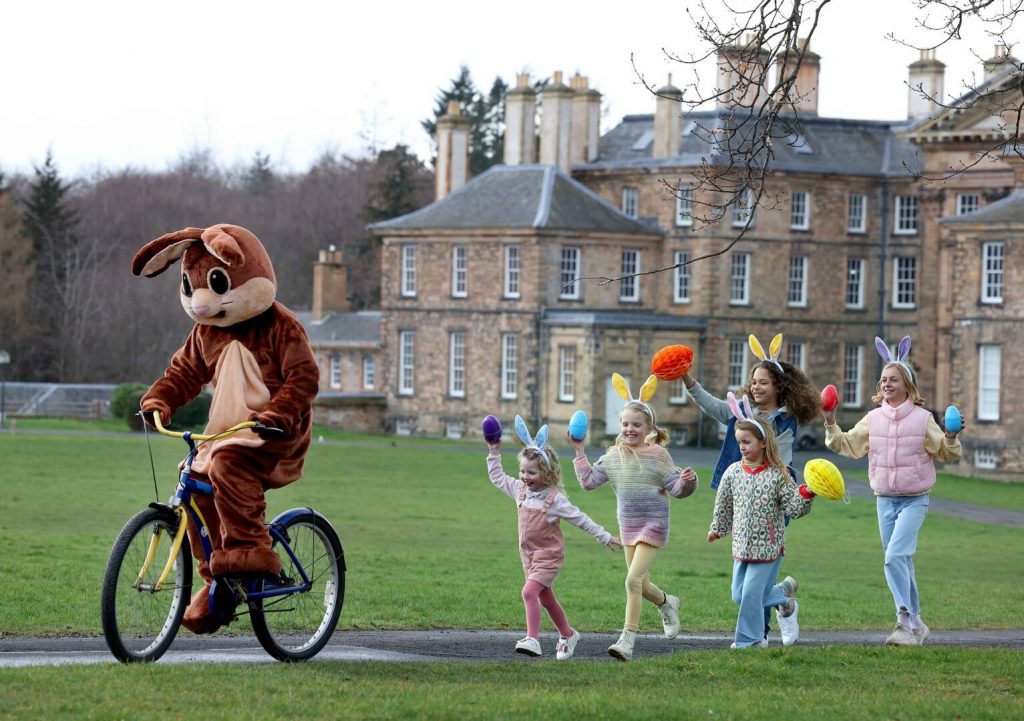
[362,145,431,223]
[422,67,508,176]
[243,151,275,195]
[23,150,78,282]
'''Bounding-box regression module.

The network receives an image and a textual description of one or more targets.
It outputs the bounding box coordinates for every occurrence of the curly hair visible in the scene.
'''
[518,446,564,490]
[744,360,820,425]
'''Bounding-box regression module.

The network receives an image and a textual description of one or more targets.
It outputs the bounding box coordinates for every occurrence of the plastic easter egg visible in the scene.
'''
[568,410,588,441]
[944,405,962,434]
[651,344,694,381]
[482,415,503,443]
[820,384,839,411]
[803,458,847,501]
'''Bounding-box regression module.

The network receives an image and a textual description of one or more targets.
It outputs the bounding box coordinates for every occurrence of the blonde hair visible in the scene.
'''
[871,362,925,406]
[734,416,787,476]
[518,446,564,490]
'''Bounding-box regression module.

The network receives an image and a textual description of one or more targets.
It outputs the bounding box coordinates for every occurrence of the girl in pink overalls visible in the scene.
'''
[486,416,621,659]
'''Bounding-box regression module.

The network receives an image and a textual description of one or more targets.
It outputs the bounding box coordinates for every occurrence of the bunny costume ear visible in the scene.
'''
[726,391,766,438]
[514,414,551,467]
[876,335,915,380]
[611,373,659,424]
[748,333,784,373]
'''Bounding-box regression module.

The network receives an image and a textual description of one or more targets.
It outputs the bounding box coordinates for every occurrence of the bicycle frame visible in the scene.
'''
[138,414,316,602]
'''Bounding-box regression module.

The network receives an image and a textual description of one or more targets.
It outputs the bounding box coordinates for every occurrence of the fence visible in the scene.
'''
[0,382,116,421]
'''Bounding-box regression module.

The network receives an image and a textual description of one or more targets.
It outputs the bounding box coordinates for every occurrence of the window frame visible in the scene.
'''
[893,194,919,235]
[400,245,417,297]
[503,245,521,299]
[732,188,755,228]
[978,344,1001,421]
[501,333,518,400]
[727,340,749,388]
[675,189,693,227]
[451,245,467,298]
[329,354,342,390]
[449,331,466,398]
[790,190,810,231]
[981,241,1004,304]
[558,346,576,402]
[787,255,808,307]
[729,252,751,306]
[398,330,415,396]
[847,193,867,233]
[619,249,640,302]
[956,193,980,216]
[559,246,581,300]
[362,355,375,390]
[892,256,917,309]
[846,257,865,309]
[673,250,691,304]
[622,186,638,218]
[842,344,863,408]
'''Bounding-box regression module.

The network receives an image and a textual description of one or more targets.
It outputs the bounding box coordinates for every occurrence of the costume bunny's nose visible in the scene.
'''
[193,305,211,317]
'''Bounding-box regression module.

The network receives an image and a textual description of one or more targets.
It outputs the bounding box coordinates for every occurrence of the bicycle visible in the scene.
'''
[100,412,346,663]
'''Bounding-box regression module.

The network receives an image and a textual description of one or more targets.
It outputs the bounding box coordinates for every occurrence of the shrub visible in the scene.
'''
[110,383,148,422]
[121,388,213,432]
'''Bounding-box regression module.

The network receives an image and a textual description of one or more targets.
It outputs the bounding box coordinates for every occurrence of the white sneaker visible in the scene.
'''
[658,594,681,639]
[515,636,542,656]
[777,599,800,646]
[914,622,930,645]
[556,629,580,660]
[608,629,636,661]
[885,623,918,647]
[758,635,769,648]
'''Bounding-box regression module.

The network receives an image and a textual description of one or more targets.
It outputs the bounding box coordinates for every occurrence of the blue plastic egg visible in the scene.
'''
[568,410,588,441]
[944,405,962,434]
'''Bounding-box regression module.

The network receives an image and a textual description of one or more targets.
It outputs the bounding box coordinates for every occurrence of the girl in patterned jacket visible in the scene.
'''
[708,397,815,649]
[823,336,963,647]
[571,382,698,662]
[487,419,622,660]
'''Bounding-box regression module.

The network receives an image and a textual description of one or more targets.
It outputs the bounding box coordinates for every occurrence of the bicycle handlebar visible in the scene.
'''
[151,411,269,442]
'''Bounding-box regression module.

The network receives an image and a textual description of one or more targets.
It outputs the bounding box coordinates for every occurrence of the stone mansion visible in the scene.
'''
[304,44,1024,482]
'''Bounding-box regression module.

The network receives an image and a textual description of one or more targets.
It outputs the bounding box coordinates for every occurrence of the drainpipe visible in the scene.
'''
[696,329,707,448]
[877,178,890,381]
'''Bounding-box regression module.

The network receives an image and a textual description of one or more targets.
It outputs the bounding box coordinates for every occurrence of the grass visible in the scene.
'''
[1,428,1022,721]
[1,648,1022,721]
[1,430,1023,635]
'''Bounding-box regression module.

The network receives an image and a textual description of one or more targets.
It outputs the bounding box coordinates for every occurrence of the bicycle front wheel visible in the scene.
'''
[101,506,192,663]
[250,511,345,661]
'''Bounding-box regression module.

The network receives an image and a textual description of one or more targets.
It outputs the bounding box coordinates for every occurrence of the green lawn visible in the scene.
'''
[1,429,1022,721]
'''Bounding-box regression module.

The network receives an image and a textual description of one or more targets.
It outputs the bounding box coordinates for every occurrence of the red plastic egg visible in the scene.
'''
[820,384,838,411]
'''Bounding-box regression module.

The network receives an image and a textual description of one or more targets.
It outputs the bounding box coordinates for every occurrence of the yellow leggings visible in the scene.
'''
[623,542,667,632]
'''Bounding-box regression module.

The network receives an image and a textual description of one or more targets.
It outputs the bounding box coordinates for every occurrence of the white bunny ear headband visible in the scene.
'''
[875,335,914,380]
[514,415,551,467]
[727,391,766,438]
[749,333,784,373]
[611,372,658,421]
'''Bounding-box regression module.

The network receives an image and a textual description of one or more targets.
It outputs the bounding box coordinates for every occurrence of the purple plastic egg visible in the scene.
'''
[482,415,502,443]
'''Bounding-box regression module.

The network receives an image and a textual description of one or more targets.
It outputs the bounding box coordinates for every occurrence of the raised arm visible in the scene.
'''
[486,445,520,499]
[683,374,732,425]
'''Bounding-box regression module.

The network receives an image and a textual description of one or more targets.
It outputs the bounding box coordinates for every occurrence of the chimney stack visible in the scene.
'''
[907,49,945,120]
[983,43,1015,79]
[777,38,820,114]
[569,73,602,164]
[312,245,349,321]
[653,74,683,158]
[540,71,573,172]
[716,34,771,110]
[435,100,472,200]
[504,73,538,165]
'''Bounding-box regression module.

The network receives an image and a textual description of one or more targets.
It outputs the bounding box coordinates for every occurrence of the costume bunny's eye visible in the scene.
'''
[181,273,193,297]
[207,268,231,295]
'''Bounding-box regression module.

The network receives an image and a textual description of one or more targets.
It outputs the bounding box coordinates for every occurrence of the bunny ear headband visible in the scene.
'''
[748,333,784,373]
[514,415,551,467]
[875,335,914,380]
[727,391,766,438]
[611,372,659,421]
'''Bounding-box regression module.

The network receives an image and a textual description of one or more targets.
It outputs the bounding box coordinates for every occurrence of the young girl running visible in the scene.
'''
[823,336,963,646]
[682,333,819,645]
[708,394,815,649]
[486,417,621,660]
[570,374,698,661]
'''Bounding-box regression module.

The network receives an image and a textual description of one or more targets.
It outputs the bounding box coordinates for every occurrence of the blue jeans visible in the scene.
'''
[731,557,786,647]
[876,494,930,616]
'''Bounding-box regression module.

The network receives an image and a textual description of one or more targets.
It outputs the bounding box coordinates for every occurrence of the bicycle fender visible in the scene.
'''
[268,507,334,530]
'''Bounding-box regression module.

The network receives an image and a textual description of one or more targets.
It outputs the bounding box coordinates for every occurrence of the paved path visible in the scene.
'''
[2,629,1022,667]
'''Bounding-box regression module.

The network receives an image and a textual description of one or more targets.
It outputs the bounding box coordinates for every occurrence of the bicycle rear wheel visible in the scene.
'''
[250,511,345,661]
[101,506,192,663]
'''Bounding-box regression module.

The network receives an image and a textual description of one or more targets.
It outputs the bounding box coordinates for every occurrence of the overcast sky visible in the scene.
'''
[3,0,1018,178]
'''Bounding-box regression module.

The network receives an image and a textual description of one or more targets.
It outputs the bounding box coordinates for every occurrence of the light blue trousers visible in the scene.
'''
[731,557,786,647]
[876,494,930,616]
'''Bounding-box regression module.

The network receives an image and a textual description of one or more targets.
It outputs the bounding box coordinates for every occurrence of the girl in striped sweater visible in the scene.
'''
[570,387,698,661]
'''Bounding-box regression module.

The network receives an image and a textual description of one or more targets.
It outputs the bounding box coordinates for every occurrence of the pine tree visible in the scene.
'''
[362,145,432,224]
[422,67,508,176]
[23,150,78,284]
[243,151,275,195]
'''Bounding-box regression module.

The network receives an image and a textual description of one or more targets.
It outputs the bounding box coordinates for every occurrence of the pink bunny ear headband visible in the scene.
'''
[749,333,784,373]
[611,372,659,423]
[514,415,551,467]
[727,391,765,438]
[875,335,914,380]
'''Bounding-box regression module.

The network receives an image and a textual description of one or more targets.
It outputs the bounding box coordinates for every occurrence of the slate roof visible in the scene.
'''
[369,164,660,236]
[543,309,707,330]
[296,310,382,345]
[584,110,923,177]
[942,188,1024,225]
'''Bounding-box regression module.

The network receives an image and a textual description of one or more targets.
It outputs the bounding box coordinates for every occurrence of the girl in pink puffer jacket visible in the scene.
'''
[823,336,963,647]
